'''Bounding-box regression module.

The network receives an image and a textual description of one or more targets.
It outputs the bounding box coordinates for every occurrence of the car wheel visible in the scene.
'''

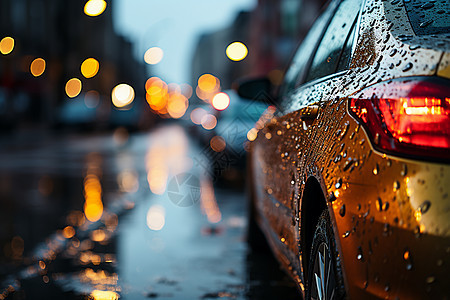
[306,210,345,300]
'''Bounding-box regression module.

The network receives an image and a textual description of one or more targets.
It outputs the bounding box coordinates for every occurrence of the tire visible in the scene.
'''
[247,198,270,253]
[306,210,346,300]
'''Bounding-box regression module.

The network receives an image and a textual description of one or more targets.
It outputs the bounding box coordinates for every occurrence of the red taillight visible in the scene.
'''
[349,77,450,161]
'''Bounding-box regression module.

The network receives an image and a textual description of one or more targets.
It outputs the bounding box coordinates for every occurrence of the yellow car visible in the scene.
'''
[240,0,450,298]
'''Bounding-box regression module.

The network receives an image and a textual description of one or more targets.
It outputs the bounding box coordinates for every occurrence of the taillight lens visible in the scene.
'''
[349,77,450,161]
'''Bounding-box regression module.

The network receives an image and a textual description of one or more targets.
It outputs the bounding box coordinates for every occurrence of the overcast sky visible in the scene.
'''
[113,0,256,85]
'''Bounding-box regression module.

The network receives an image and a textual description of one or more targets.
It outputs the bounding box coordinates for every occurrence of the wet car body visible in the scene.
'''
[246,0,450,298]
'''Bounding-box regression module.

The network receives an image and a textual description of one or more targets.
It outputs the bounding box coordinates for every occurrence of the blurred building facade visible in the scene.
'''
[191,11,252,93]
[191,0,327,98]
[0,0,148,130]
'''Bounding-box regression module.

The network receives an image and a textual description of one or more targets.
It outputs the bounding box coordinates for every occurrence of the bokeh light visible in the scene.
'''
[84,174,103,222]
[145,77,168,112]
[167,93,188,119]
[180,83,193,99]
[169,83,182,94]
[146,205,165,231]
[85,90,100,108]
[198,74,219,93]
[81,58,100,78]
[212,92,230,111]
[90,290,119,300]
[226,41,248,61]
[144,47,164,65]
[247,128,258,141]
[62,226,76,239]
[91,229,106,242]
[201,114,217,130]
[84,0,107,17]
[190,107,207,125]
[111,83,135,108]
[147,165,168,195]
[30,58,46,77]
[210,136,226,152]
[65,78,82,98]
[0,37,15,55]
[117,170,139,193]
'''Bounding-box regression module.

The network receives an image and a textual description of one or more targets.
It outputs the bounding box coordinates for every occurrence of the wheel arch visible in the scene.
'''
[300,176,328,280]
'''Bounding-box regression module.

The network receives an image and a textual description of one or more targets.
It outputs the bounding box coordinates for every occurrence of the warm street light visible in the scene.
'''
[84,0,107,17]
[144,47,164,65]
[81,58,100,78]
[212,92,230,111]
[0,37,15,55]
[30,58,46,77]
[112,83,135,108]
[198,74,219,92]
[226,41,248,61]
[65,78,82,98]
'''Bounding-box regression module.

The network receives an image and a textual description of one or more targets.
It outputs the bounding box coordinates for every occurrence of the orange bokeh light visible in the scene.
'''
[81,58,99,78]
[30,58,46,77]
[167,93,188,119]
[198,74,219,93]
[210,136,226,152]
[65,78,82,98]
[0,37,14,55]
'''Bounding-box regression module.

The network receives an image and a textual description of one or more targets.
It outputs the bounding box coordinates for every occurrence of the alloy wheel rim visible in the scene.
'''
[311,242,336,300]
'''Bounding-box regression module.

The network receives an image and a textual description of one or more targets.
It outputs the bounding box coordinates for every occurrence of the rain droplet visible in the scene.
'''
[402,62,413,72]
[420,2,434,9]
[426,276,435,284]
[393,181,400,191]
[414,226,422,238]
[357,247,364,261]
[335,178,342,189]
[339,204,346,217]
[404,250,413,270]
[343,231,350,238]
[382,202,389,211]
[328,192,337,202]
[401,164,407,176]
[389,49,397,56]
[419,19,433,28]
[418,200,431,214]
[373,164,379,175]
[376,197,383,212]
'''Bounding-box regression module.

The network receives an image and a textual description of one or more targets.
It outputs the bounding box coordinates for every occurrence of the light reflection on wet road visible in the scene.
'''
[0,125,299,299]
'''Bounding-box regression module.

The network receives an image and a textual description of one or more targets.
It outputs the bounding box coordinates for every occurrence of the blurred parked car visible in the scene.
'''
[188,90,267,184]
[240,0,450,298]
[57,95,151,131]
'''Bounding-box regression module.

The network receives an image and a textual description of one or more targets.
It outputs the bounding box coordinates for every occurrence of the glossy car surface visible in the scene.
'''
[245,0,450,298]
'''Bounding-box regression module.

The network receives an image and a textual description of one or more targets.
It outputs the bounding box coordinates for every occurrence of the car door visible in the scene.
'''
[252,0,339,271]
[252,0,362,282]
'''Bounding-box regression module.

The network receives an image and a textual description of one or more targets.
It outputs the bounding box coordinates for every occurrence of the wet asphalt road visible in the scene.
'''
[0,125,300,299]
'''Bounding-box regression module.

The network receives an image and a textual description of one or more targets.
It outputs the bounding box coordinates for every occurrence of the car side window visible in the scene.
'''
[305,0,361,82]
[336,15,358,72]
[279,0,340,97]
